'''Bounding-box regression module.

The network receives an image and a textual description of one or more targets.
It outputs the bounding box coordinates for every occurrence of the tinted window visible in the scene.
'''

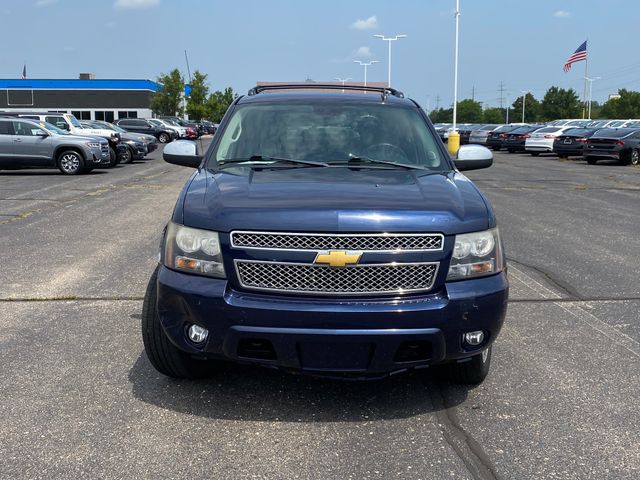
[593,128,635,138]
[0,120,13,135]
[535,127,561,133]
[213,102,448,170]
[45,116,67,129]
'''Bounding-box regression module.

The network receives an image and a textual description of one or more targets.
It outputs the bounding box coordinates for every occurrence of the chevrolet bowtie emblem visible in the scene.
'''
[314,250,362,268]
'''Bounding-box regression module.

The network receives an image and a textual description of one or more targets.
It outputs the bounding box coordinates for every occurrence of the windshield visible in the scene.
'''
[65,114,82,128]
[212,103,448,171]
[38,121,68,135]
[103,122,126,133]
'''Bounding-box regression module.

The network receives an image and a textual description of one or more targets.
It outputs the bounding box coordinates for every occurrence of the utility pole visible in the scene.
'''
[471,85,475,101]
[435,95,440,110]
[498,81,505,109]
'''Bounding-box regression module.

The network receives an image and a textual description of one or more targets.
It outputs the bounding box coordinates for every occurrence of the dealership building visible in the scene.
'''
[0,75,160,122]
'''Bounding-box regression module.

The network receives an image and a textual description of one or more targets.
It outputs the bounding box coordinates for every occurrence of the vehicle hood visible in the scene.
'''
[54,133,108,144]
[73,127,117,138]
[179,167,491,235]
[120,132,156,143]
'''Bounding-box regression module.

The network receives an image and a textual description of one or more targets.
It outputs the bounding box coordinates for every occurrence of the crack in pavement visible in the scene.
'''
[429,385,502,480]
[507,257,583,300]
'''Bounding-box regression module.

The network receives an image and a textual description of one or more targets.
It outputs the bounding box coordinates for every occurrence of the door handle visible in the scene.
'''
[13,138,22,142]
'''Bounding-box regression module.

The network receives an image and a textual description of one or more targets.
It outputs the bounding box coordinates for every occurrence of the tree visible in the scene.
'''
[482,108,505,124]
[185,70,209,121]
[512,93,541,123]
[205,87,237,122]
[456,99,483,123]
[150,69,184,116]
[600,89,640,119]
[540,86,581,120]
[429,108,452,123]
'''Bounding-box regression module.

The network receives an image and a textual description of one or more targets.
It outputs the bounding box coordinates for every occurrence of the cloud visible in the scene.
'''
[553,10,571,18]
[114,0,160,10]
[350,15,378,30]
[353,46,373,58]
[35,0,58,6]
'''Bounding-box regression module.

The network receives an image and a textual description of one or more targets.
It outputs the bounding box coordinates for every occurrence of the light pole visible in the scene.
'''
[372,34,407,87]
[505,93,510,124]
[520,90,529,123]
[584,76,601,119]
[353,60,379,92]
[452,0,460,133]
[334,77,352,93]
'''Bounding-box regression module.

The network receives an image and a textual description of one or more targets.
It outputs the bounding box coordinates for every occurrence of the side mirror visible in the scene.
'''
[163,140,202,168]
[454,144,493,171]
[36,130,49,137]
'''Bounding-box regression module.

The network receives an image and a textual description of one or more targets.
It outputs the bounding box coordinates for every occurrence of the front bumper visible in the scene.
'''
[89,146,111,167]
[155,266,509,375]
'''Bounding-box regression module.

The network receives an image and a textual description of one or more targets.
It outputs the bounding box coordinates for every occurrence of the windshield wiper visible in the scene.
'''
[330,154,425,170]
[217,155,329,168]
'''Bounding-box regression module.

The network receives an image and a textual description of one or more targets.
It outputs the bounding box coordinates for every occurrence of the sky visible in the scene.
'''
[0,0,636,111]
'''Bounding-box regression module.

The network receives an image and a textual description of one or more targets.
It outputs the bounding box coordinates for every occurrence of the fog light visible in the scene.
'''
[463,330,485,346]
[187,324,208,344]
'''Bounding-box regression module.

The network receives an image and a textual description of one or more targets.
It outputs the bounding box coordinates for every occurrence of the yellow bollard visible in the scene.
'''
[447,131,460,156]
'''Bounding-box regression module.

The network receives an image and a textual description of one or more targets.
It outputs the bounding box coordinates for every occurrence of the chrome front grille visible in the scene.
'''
[235,260,439,296]
[231,231,443,252]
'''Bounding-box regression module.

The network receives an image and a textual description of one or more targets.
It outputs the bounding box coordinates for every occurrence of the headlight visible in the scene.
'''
[86,142,101,148]
[447,228,504,280]
[164,222,225,278]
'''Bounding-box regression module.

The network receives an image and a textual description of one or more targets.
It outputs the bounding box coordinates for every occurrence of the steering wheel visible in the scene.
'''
[364,143,409,163]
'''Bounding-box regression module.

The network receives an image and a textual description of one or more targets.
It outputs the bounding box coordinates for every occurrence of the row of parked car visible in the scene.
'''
[0,111,217,175]
[434,119,640,165]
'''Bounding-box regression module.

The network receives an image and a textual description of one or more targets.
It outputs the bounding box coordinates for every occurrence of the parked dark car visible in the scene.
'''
[486,125,525,151]
[83,120,158,164]
[504,125,543,153]
[201,120,218,135]
[584,128,640,165]
[142,83,507,385]
[552,128,600,159]
[458,124,481,145]
[114,118,177,143]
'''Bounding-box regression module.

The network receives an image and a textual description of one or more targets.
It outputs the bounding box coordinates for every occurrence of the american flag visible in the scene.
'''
[21,64,27,79]
[563,41,587,73]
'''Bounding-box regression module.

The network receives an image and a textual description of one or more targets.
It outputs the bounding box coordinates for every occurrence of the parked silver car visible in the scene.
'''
[0,118,110,174]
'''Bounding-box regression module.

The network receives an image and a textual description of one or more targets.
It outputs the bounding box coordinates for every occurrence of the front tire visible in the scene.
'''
[629,149,639,165]
[108,147,119,167]
[586,157,597,165]
[141,267,213,379]
[158,132,170,143]
[530,152,540,157]
[57,150,84,175]
[119,146,133,164]
[448,346,492,385]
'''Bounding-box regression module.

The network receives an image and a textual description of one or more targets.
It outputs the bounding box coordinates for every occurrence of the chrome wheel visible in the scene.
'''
[631,149,639,165]
[59,152,81,174]
[158,133,169,143]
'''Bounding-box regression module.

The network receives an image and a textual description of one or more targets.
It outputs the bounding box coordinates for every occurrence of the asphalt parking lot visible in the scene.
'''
[1,145,638,479]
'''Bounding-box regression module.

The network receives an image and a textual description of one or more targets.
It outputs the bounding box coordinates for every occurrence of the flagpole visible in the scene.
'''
[582,41,588,119]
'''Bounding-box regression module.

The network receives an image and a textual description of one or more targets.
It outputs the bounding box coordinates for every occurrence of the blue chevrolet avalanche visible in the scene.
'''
[142,85,508,384]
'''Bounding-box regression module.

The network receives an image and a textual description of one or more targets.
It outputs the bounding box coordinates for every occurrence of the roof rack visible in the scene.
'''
[247,83,404,100]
